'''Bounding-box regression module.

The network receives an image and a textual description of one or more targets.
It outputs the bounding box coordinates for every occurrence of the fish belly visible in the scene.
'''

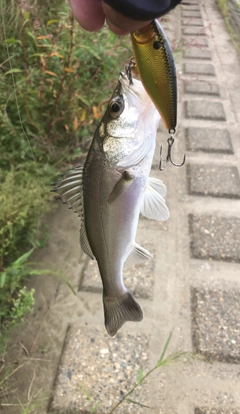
[84,151,145,298]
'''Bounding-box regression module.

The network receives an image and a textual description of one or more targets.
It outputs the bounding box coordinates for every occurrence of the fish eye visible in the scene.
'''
[108,98,124,118]
[112,102,121,112]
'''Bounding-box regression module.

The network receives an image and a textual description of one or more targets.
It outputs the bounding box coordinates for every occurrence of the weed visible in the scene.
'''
[216,0,240,53]
[0,0,130,356]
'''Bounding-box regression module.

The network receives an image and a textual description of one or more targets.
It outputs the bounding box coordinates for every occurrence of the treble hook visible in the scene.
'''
[159,135,186,171]
[125,57,137,85]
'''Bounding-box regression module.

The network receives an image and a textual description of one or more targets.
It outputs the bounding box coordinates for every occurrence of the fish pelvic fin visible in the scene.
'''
[103,291,143,337]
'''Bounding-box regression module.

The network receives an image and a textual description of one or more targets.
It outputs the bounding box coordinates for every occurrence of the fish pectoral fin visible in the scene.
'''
[108,171,135,205]
[125,242,152,268]
[148,177,167,197]
[80,225,95,260]
[140,177,170,221]
[52,166,84,220]
[103,291,143,337]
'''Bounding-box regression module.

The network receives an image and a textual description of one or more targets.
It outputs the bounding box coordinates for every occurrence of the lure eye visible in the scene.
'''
[153,41,162,50]
[108,97,124,118]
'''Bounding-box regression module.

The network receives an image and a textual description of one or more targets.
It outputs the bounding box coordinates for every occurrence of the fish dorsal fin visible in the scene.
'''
[125,242,153,268]
[80,225,95,260]
[140,177,170,221]
[108,171,135,205]
[52,166,84,220]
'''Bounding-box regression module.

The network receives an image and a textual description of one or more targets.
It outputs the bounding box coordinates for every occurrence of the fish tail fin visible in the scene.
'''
[103,291,143,337]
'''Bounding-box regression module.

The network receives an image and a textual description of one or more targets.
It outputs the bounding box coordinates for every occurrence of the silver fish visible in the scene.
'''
[53,72,169,336]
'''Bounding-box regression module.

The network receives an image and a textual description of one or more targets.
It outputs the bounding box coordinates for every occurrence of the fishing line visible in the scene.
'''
[1,0,41,237]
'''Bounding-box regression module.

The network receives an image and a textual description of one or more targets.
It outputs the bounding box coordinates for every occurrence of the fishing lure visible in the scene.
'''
[130,19,185,169]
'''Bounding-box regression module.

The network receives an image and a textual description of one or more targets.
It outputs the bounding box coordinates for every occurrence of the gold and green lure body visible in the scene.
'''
[131,19,186,170]
[131,19,177,132]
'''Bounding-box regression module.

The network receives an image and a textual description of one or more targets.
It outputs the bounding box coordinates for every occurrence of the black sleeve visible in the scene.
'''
[103,0,182,21]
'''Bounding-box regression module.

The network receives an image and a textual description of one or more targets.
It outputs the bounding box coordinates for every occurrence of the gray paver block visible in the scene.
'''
[187,164,240,198]
[191,286,240,363]
[189,215,240,262]
[50,326,149,413]
[184,47,211,60]
[182,18,203,26]
[184,80,219,95]
[80,243,156,299]
[184,63,215,76]
[185,127,233,154]
[182,10,202,18]
[182,26,207,36]
[185,100,226,121]
[195,409,240,414]
[184,37,209,48]
[183,6,201,11]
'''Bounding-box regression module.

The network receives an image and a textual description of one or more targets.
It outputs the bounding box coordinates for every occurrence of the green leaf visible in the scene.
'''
[157,331,172,366]
[79,45,100,60]
[4,38,22,45]
[28,269,76,296]
[5,68,24,75]
[126,398,154,409]
[27,31,37,44]
[0,272,7,288]
[29,53,45,58]
[47,19,59,26]
[90,403,99,413]
[137,368,143,384]
[23,10,29,23]
[12,248,34,267]
[79,384,93,401]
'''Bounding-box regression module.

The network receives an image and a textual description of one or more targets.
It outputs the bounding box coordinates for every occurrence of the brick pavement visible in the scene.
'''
[49,1,240,412]
[2,1,240,413]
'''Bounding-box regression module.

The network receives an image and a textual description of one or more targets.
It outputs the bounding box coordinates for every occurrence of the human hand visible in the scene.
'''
[68,0,151,36]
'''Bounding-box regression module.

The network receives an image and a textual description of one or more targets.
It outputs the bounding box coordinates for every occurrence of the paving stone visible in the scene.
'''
[182,18,203,26]
[184,37,209,48]
[50,326,149,413]
[182,10,202,18]
[182,26,207,36]
[185,127,233,154]
[184,63,216,76]
[184,80,220,95]
[195,409,240,414]
[183,6,201,11]
[191,285,240,363]
[187,164,240,199]
[189,215,240,262]
[185,101,226,121]
[80,243,156,299]
[184,47,211,60]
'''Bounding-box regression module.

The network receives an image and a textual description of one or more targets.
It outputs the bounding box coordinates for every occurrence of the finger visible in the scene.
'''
[69,0,105,31]
[102,2,151,35]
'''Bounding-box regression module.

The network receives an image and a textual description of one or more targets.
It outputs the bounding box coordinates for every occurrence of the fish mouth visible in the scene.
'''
[118,71,141,99]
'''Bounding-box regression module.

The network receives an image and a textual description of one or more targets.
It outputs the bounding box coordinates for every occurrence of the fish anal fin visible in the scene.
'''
[108,171,135,205]
[103,291,143,337]
[125,242,152,268]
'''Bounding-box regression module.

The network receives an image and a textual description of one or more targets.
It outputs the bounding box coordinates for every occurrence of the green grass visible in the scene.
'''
[0,0,131,356]
[216,0,240,54]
